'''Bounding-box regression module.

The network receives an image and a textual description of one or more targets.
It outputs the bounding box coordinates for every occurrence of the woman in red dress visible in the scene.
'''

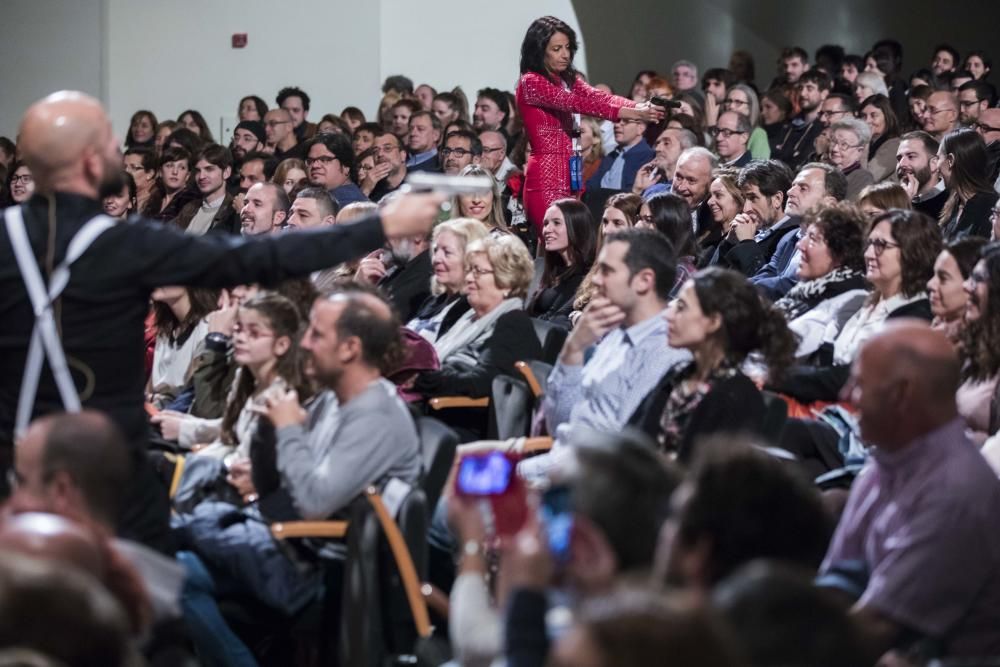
[516,16,664,234]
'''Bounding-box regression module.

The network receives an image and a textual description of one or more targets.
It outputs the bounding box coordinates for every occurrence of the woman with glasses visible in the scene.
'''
[413,234,540,439]
[722,84,771,159]
[825,118,874,200]
[516,16,663,234]
[936,128,999,241]
[858,94,901,182]
[123,146,158,213]
[771,209,941,403]
[773,203,869,359]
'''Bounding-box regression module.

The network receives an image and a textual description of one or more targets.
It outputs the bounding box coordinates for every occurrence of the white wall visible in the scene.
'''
[379,0,587,107]
[0,0,104,138]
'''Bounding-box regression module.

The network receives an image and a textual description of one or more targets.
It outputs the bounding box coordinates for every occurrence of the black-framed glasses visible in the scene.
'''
[11,174,33,184]
[708,127,747,139]
[866,237,899,256]
[817,109,848,119]
[958,99,984,108]
[305,156,338,166]
[441,148,474,158]
[481,146,505,155]
[974,121,1000,134]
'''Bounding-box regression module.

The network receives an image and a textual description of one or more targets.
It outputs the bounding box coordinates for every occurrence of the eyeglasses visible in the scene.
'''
[11,174,33,184]
[926,106,955,116]
[723,98,748,107]
[481,146,505,155]
[708,127,747,139]
[466,265,494,278]
[817,109,847,119]
[614,118,645,125]
[305,156,338,166]
[264,120,291,128]
[441,147,474,158]
[958,99,984,108]
[830,139,863,151]
[974,121,1000,134]
[865,237,899,256]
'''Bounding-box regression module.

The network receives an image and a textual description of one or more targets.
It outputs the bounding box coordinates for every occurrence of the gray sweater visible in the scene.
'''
[275,380,421,519]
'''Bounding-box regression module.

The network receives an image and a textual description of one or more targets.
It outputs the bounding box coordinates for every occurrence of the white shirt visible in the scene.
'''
[832,292,926,365]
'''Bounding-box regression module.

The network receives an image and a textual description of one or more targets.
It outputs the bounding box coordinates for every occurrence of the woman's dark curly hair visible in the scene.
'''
[961,243,1000,381]
[870,209,942,299]
[520,16,579,87]
[804,202,868,272]
[691,268,796,379]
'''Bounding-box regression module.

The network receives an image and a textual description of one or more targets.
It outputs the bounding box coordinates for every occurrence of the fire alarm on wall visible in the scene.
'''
[232,33,248,48]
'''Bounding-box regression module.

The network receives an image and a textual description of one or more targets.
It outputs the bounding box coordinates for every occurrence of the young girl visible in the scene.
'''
[148,286,219,407]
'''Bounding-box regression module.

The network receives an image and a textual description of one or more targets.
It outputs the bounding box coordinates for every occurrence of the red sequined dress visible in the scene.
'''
[515,71,636,233]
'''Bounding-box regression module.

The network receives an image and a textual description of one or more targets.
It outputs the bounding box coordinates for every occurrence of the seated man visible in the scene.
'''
[176,288,422,664]
[585,115,654,201]
[713,110,753,168]
[631,127,698,200]
[709,159,795,276]
[819,322,1000,663]
[542,229,690,456]
[354,226,432,323]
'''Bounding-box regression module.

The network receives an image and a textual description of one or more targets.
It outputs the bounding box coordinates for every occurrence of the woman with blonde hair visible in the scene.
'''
[271,158,307,196]
[450,164,509,234]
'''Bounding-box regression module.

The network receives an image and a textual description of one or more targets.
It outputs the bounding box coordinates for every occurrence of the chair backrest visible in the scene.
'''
[526,360,553,398]
[760,391,789,442]
[417,417,458,511]
[489,374,532,440]
[379,488,428,658]
[530,318,568,364]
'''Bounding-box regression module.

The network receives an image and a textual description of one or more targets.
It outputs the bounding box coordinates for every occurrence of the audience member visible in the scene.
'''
[672,147,720,249]
[528,198,595,329]
[922,90,960,140]
[571,193,643,317]
[896,130,949,220]
[857,181,911,220]
[773,69,831,170]
[390,98,421,140]
[976,107,1000,189]
[125,109,157,149]
[723,84,771,159]
[101,171,136,219]
[239,181,289,236]
[173,145,239,235]
[927,238,983,344]
[826,118,874,200]
[406,110,442,172]
[369,130,409,201]
[473,87,508,132]
[262,108,302,160]
[449,164,509,233]
[276,86,317,142]
[237,95,268,122]
[272,157,307,195]
[858,94,901,182]
[229,120,265,162]
[177,110,214,143]
[711,110,752,168]
[306,132,368,206]
[441,129,482,176]
[937,128,999,240]
[142,146,197,222]
[631,127,697,200]
[478,129,514,181]
[819,321,1000,662]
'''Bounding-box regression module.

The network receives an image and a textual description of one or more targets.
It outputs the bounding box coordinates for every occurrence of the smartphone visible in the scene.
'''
[649,96,682,109]
[539,486,574,563]
[455,451,515,497]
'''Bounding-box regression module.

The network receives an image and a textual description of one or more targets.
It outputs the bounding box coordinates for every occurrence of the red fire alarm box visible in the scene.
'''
[232,33,248,49]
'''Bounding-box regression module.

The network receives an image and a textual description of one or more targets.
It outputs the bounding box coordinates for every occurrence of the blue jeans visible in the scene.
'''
[178,550,259,667]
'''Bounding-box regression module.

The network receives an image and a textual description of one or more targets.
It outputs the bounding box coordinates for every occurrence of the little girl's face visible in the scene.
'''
[232,308,281,368]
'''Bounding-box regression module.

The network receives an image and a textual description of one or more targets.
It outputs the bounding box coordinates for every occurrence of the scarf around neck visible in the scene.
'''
[432,297,523,364]
[774,266,867,321]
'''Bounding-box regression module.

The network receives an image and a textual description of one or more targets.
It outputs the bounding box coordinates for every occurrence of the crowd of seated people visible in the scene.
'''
[2,30,1000,667]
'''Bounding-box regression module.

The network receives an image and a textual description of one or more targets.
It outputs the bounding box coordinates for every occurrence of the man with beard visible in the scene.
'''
[974,108,1000,190]
[897,131,948,220]
[239,181,289,236]
[173,144,240,235]
[306,133,368,206]
[368,130,409,202]
[229,120,265,162]
[441,129,482,175]
[354,228,432,322]
[774,70,830,171]
[0,90,442,552]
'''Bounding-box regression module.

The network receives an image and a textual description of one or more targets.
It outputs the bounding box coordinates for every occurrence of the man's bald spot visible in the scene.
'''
[265,108,292,123]
[868,320,960,404]
[0,512,104,579]
[980,108,1000,126]
[928,90,957,110]
[326,290,393,321]
[19,91,109,182]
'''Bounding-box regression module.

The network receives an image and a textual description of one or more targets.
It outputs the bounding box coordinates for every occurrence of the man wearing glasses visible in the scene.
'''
[957,80,995,127]
[306,133,368,206]
[711,110,752,168]
[369,130,409,201]
[921,91,959,141]
[974,108,1000,192]
[262,108,304,161]
[812,94,857,161]
[478,130,515,181]
[440,130,482,176]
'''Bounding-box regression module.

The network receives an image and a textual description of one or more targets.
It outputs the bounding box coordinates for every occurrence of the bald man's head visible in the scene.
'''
[0,513,104,580]
[846,320,959,449]
[18,91,123,199]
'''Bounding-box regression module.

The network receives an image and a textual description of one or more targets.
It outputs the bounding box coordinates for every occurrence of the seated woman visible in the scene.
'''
[826,118,874,201]
[571,193,642,320]
[857,181,911,221]
[141,146,198,222]
[957,243,1000,445]
[771,209,942,403]
[628,267,795,463]
[699,168,745,267]
[414,235,541,437]
[527,199,595,330]
[272,158,307,196]
[928,237,985,344]
[773,203,869,360]
[858,94,901,182]
[637,193,699,296]
[148,286,220,407]
[450,164,510,235]
[407,218,489,343]
[937,128,999,241]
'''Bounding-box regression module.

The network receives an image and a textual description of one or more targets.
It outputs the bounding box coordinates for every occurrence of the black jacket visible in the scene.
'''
[378,249,432,323]
[172,193,240,235]
[943,191,999,242]
[709,215,799,277]
[628,363,765,463]
[528,266,587,331]
[773,117,823,171]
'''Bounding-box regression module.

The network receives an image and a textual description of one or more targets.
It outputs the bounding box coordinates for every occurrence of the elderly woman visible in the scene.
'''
[826,118,874,200]
[407,218,490,343]
[853,71,888,105]
[414,234,541,408]
[928,237,986,344]
[772,209,941,403]
[450,164,510,235]
[773,203,869,359]
[858,94,901,182]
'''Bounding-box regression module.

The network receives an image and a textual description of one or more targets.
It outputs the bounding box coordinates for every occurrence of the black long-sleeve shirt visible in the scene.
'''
[0,192,386,449]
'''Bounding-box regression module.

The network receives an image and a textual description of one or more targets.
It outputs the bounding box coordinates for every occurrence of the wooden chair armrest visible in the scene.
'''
[429,396,489,410]
[270,521,349,539]
[522,437,554,453]
[168,454,186,499]
[514,361,544,398]
[422,582,450,619]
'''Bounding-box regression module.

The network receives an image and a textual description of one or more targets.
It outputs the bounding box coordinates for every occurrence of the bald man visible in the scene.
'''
[0,91,441,550]
[819,322,1000,662]
[922,90,960,140]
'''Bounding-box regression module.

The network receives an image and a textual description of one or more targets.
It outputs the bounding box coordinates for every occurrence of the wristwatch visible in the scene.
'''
[462,540,483,558]
[205,332,231,351]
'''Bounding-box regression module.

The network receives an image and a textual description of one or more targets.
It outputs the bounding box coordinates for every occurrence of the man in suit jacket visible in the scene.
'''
[406,111,442,174]
[586,117,655,194]
[714,110,753,169]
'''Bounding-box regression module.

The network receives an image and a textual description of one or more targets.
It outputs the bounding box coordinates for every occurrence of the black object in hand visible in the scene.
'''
[650,96,682,109]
